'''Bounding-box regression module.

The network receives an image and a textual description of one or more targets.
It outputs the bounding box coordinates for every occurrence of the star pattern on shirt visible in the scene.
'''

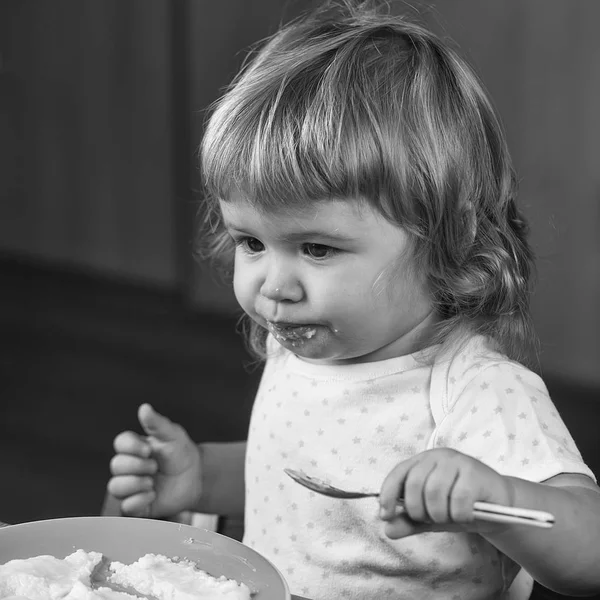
[243,339,591,600]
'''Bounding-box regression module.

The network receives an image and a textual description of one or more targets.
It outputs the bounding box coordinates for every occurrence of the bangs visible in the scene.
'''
[200,27,414,221]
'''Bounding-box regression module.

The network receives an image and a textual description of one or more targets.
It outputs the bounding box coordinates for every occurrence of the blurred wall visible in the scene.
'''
[1,1,598,386]
[0,0,177,286]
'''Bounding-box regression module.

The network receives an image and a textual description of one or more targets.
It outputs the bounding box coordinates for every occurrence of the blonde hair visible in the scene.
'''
[198,0,537,364]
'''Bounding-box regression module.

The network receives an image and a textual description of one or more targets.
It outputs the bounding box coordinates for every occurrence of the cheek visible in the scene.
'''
[352,263,399,308]
[370,267,395,300]
[384,266,433,318]
[232,261,255,308]
[313,271,355,308]
[315,265,373,307]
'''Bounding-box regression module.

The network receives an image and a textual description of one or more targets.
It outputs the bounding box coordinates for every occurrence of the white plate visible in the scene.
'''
[0,516,290,600]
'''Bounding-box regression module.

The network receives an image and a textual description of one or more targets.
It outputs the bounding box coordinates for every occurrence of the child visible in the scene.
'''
[108,1,600,598]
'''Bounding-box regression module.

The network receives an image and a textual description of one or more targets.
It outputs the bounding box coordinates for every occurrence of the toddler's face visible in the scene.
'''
[220,192,438,364]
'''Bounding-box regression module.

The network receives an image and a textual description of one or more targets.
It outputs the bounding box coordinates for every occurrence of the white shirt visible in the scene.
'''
[244,335,595,600]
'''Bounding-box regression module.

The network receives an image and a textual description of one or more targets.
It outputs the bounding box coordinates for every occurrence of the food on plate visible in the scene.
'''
[110,554,251,599]
[0,550,252,600]
[0,550,104,600]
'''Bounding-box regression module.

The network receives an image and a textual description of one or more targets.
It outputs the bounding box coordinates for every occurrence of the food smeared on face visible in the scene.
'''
[267,322,317,346]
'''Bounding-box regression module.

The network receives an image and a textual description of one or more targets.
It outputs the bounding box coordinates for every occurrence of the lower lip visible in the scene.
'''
[267,322,319,344]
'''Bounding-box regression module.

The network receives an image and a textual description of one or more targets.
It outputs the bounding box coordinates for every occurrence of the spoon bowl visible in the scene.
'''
[284,468,377,499]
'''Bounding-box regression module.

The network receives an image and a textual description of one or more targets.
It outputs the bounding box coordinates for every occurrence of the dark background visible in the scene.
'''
[0,3,599,591]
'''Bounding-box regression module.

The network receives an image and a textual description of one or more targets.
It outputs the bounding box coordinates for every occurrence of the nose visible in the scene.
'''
[260,258,303,303]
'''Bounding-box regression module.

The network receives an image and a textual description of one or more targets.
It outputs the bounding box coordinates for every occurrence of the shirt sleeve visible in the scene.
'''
[431,362,597,484]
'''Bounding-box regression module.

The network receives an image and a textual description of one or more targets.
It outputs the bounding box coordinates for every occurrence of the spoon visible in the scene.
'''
[284,468,554,528]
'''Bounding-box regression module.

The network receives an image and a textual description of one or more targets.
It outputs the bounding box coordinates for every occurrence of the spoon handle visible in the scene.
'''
[390,499,554,528]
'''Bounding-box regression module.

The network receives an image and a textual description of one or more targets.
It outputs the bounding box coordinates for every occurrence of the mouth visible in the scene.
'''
[267,321,318,342]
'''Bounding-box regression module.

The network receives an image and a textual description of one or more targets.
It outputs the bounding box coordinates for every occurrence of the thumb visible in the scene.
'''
[138,403,180,442]
[382,509,433,540]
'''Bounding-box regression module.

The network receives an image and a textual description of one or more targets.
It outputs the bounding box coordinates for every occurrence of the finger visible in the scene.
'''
[138,403,181,442]
[113,431,152,457]
[448,472,475,523]
[402,459,438,523]
[110,454,158,477]
[379,455,420,519]
[120,491,156,517]
[107,475,154,500]
[422,464,456,524]
[383,510,431,540]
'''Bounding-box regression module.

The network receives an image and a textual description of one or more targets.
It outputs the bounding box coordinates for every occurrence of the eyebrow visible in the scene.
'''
[283,230,355,243]
[225,224,355,244]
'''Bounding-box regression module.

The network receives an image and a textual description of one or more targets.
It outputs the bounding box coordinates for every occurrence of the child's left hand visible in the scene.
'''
[379,448,514,539]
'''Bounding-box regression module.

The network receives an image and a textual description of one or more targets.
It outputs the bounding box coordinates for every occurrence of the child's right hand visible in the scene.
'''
[107,403,203,518]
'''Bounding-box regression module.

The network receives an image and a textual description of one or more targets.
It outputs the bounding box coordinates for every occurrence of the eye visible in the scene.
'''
[303,243,337,260]
[236,237,264,254]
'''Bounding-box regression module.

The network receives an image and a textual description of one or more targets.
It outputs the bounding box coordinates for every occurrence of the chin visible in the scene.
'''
[276,337,326,358]
[295,343,399,365]
[285,342,363,364]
